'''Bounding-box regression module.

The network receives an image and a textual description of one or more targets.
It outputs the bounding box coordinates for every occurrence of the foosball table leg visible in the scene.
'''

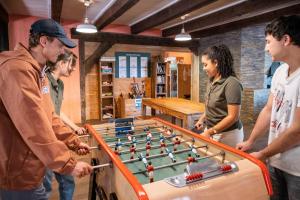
[88,158,98,200]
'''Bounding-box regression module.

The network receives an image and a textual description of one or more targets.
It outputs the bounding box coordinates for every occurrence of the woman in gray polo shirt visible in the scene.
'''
[195,44,244,147]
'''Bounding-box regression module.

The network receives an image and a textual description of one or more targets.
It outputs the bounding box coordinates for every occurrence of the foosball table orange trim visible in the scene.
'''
[86,124,149,200]
[86,118,273,199]
[152,117,273,196]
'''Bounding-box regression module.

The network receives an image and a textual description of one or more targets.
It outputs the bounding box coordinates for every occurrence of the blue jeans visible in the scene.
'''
[0,184,47,200]
[269,166,300,200]
[43,169,75,200]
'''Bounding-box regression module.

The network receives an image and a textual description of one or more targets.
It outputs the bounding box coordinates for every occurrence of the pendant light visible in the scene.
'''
[175,15,191,41]
[76,0,97,33]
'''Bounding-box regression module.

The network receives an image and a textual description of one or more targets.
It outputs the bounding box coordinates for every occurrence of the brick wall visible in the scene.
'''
[198,23,270,124]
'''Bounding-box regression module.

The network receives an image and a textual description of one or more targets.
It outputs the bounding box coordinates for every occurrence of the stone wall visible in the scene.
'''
[198,23,270,124]
[198,30,241,102]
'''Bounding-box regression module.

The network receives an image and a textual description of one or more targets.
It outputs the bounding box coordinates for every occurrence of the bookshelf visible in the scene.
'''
[99,58,115,120]
[152,62,168,98]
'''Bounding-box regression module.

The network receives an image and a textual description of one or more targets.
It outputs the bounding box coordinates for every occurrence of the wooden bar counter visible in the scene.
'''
[142,98,205,129]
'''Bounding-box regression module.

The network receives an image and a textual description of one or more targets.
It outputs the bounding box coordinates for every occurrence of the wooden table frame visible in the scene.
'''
[142,98,205,129]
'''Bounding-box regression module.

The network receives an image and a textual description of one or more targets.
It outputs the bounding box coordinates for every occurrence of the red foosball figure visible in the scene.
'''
[147,161,154,183]
[187,153,196,165]
[173,137,181,151]
[130,144,136,159]
[160,141,166,154]
[146,142,151,157]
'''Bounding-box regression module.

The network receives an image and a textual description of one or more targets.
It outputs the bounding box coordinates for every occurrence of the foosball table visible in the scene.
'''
[85,118,272,200]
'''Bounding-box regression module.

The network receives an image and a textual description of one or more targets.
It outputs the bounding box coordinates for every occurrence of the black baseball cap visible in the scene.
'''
[30,19,76,48]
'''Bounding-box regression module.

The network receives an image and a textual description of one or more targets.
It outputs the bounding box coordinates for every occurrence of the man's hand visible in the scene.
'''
[75,127,87,135]
[236,140,253,151]
[76,142,90,155]
[250,151,267,162]
[71,161,93,178]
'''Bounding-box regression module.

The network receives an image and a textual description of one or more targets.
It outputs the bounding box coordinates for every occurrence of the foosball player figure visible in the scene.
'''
[160,140,166,154]
[146,129,152,138]
[187,153,196,165]
[173,137,181,151]
[147,161,154,183]
[114,146,119,155]
[131,136,137,148]
[127,133,132,141]
[146,135,152,144]
[115,138,123,153]
[146,142,151,157]
[130,144,136,159]
[159,133,165,143]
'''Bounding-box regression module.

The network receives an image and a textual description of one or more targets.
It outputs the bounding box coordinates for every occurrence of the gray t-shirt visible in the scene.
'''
[205,76,243,131]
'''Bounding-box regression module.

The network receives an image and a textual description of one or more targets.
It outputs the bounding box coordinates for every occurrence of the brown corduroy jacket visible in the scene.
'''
[0,43,80,190]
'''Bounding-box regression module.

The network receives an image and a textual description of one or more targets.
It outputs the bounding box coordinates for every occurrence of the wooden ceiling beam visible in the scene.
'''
[131,0,216,34]
[0,2,8,22]
[71,28,199,48]
[95,0,140,30]
[51,0,63,22]
[85,42,114,67]
[190,3,300,38]
[162,0,297,37]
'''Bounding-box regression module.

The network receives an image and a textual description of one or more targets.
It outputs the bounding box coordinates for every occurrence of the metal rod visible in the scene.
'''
[95,122,157,131]
[92,163,111,169]
[119,138,195,154]
[99,125,164,135]
[132,151,223,174]
[107,133,182,147]
[123,145,207,164]
[103,130,164,142]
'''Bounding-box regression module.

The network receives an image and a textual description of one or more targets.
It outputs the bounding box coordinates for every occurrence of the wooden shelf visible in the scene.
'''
[152,62,168,98]
[99,59,115,121]
[101,96,114,99]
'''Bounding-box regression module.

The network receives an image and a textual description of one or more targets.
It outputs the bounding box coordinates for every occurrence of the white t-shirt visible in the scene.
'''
[269,63,300,176]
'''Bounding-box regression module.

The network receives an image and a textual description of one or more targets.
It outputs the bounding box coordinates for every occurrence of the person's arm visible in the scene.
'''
[203,104,240,137]
[236,94,273,151]
[0,62,76,174]
[251,107,300,161]
[195,112,206,130]
[60,112,86,135]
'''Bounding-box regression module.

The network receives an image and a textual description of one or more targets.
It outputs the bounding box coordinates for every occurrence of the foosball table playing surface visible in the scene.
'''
[85,118,272,200]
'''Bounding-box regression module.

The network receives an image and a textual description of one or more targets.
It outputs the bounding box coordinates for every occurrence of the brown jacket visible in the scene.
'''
[0,43,80,190]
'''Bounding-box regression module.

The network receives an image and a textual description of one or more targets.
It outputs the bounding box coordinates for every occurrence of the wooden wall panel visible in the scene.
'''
[85,63,100,120]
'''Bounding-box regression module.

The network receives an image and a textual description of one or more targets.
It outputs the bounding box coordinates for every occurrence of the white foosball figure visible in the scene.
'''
[116,138,123,152]
[131,136,137,148]
[165,148,176,162]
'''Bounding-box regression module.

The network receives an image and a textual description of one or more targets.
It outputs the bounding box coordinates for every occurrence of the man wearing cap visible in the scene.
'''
[0,19,92,200]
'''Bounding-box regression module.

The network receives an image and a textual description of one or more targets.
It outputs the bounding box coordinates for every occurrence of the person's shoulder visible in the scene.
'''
[226,76,242,85]
[1,58,34,73]
[273,63,287,78]
[225,76,243,89]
